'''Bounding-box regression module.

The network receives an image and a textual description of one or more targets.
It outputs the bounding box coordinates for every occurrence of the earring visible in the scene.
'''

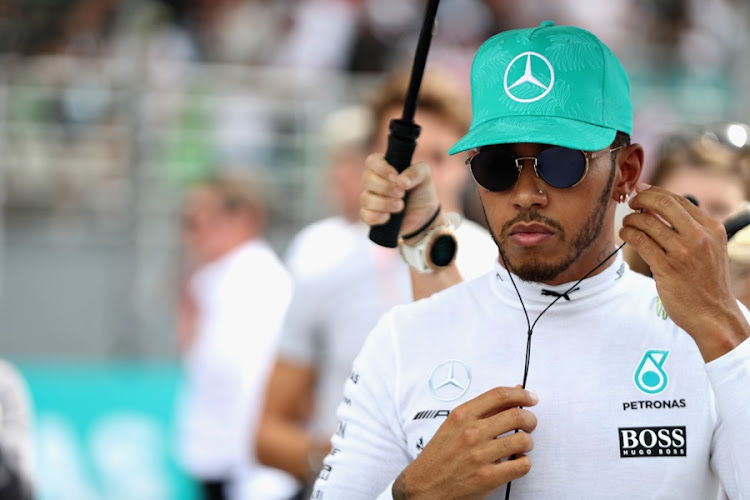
[619,193,630,203]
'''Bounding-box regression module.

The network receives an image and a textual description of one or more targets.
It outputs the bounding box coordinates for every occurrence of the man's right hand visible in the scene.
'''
[392,386,538,500]
[360,153,441,237]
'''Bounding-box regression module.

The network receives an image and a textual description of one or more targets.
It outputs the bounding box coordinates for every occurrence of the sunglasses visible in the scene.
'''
[466,145,623,192]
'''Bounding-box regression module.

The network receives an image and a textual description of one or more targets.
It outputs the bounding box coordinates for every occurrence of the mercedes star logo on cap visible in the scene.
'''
[504,51,555,103]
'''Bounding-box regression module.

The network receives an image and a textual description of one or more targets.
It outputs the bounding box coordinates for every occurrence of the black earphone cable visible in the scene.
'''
[502,241,627,500]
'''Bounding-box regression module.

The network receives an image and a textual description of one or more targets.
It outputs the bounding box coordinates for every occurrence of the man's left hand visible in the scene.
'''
[620,183,750,362]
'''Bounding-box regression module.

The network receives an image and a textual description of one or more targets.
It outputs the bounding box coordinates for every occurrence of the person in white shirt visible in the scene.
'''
[283,105,375,283]
[174,175,298,500]
[255,70,498,495]
[321,21,750,499]
[0,359,34,500]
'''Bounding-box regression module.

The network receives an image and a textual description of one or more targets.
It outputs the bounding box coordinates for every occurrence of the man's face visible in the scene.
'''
[477,143,618,285]
[374,105,468,212]
[181,187,235,264]
[329,147,369,222]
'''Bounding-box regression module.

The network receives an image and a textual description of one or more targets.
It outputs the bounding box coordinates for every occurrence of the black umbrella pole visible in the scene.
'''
[369,0,440,248]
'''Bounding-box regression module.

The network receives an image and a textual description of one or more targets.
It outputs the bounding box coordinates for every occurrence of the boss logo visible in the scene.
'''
[618,426,686,458]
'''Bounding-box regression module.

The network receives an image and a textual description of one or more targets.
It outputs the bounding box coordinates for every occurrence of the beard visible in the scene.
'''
[486,163,616,283]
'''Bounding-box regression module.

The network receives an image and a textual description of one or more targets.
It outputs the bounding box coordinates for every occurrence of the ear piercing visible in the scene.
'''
[619,193,630,203]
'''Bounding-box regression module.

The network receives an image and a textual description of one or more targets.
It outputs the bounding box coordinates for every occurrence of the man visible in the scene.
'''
[314,22,750,499]
[283,104,374,283]
[254,71,497,495]
[174,175,298,500]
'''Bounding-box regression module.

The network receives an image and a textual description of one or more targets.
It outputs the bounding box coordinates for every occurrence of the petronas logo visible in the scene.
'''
[634,350,669,394]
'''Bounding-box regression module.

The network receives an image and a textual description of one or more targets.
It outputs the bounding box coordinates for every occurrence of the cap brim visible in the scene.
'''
[448,115,618,155]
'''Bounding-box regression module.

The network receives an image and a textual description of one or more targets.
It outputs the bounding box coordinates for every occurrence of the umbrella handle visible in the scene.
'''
[368,0,440,247]
[368,119,421,248]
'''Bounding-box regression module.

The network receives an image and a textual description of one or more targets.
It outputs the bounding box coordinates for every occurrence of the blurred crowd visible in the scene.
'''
[2,0,749,226]
[3,1,750,499]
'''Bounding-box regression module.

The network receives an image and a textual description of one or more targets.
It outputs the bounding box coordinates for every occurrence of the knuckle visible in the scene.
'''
[643,213,658,228]
[695,235,710,250]
[516,432,534,452]
[491,386,511,402]
[473,465,495,486]
[632,231,648,247]
[467,447,485,466]
[448,405,468,425]
[507,407,526,427]
[460,425,481,446]
[658,195,677,211]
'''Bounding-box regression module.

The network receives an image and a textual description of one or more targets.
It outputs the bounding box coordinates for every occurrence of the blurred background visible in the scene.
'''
[1,0,750,498]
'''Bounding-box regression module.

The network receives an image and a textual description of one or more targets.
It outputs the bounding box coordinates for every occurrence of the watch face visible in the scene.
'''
[429,233,458,267]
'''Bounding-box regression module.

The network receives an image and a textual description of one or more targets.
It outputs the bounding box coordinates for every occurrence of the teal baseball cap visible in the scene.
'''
[449,21,632,155]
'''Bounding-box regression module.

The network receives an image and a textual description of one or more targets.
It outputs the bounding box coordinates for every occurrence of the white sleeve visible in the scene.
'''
[706,335,750,498]
[309,313,410,499]
[0,360,34,496]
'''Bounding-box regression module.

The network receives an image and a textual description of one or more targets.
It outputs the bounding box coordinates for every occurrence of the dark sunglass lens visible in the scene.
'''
[536,146,587,188]
[470,149,519,192]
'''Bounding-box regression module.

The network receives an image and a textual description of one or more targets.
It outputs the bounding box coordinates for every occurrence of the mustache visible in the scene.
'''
[501,211,566,238]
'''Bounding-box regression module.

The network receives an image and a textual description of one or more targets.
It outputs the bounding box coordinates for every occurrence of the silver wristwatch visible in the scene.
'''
[399,213,461,273]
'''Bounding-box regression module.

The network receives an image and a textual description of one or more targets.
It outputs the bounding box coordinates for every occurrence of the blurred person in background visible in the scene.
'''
[0,360,34,500]
[624,123,750,289]
[283,105,374,282]
[255,70,497,495]
[174,175,298,500]
[727,220,750,307]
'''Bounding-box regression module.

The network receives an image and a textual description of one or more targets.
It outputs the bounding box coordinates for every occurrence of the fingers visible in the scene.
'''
[621,184,727,268]
[448,387,539,430]
[360,154,402,226]
[456,386,538,421]
[626,184,706,237]
[487,431,535,462]
[363,154,406,196]
[622,185,699,259]
[494,453,533,481]
[484,406,538,435]
[408,386,537,496]
[619,222,665,270]
[461,450,533,493]
[361,153,440,231]
[359,191,404,226]
[463,406,536,464]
